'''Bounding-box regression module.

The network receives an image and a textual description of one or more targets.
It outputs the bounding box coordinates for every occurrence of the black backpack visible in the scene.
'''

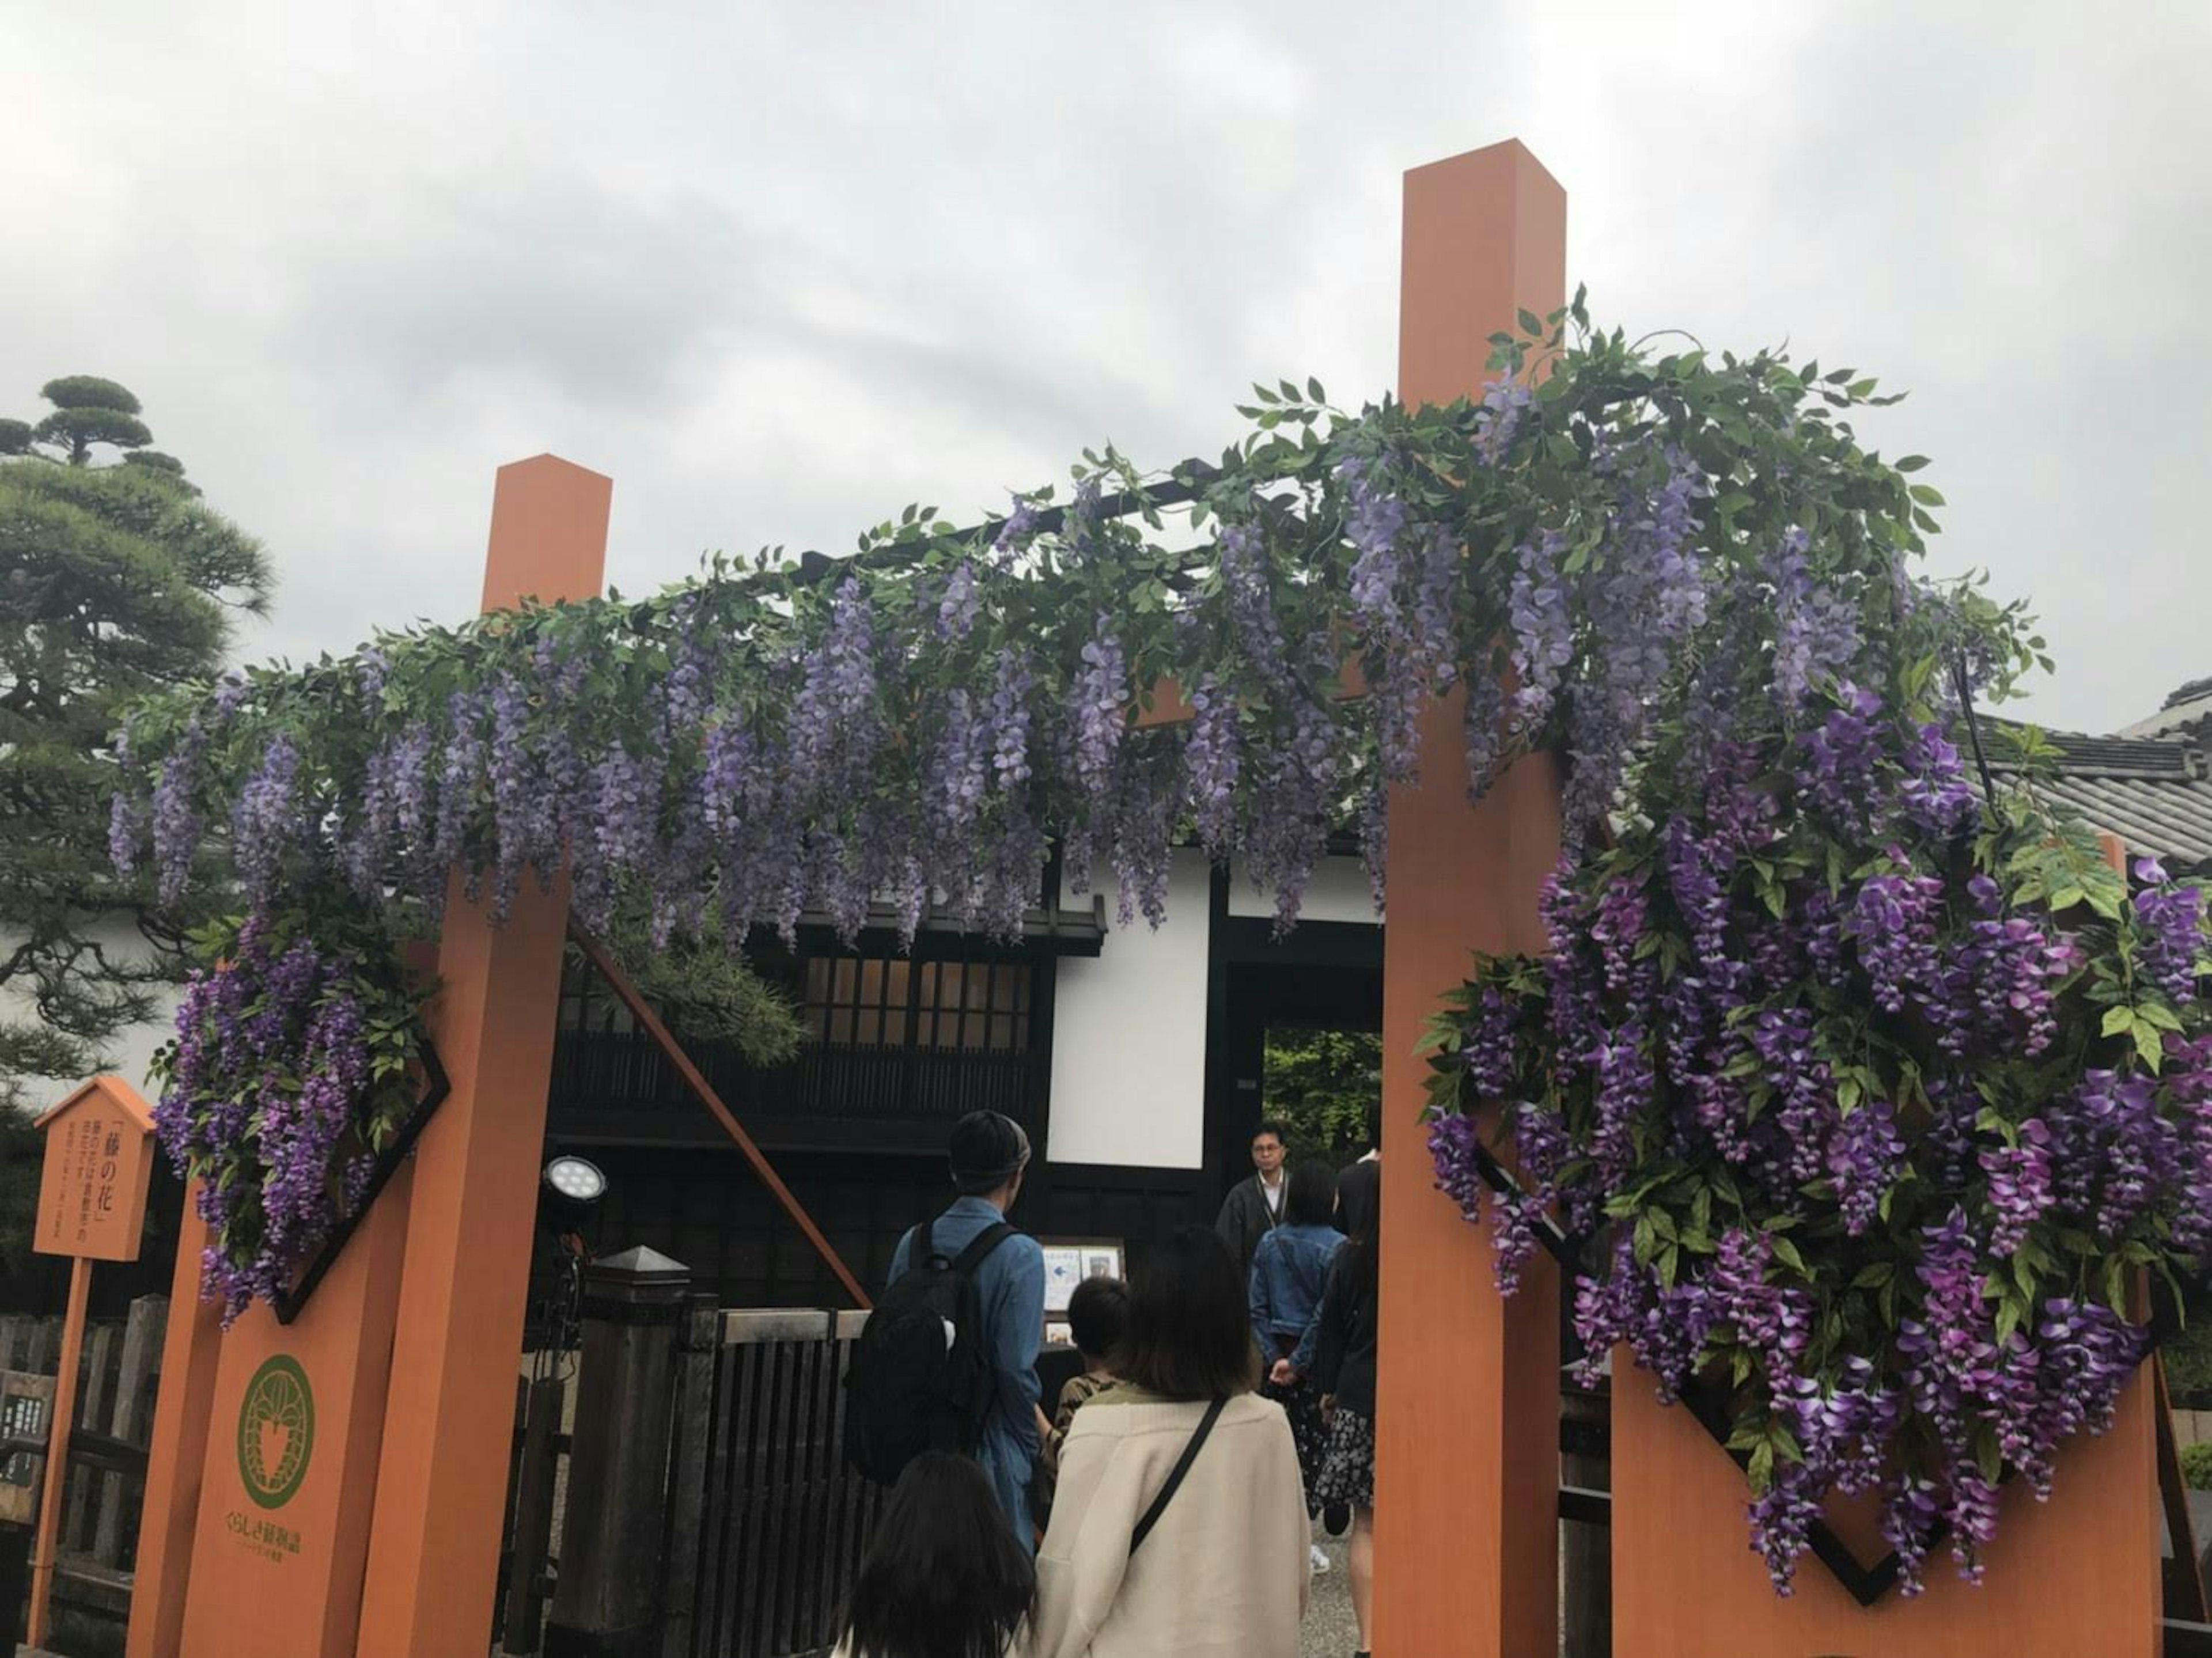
[844,1217,1018,1486]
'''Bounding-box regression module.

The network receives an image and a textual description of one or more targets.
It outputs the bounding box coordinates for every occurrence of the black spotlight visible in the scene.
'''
[541,1154,607,1232]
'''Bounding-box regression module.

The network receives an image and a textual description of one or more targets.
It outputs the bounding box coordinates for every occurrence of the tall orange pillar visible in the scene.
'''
[123,1203,221,1658]
[354,455,612,1658]
[1375,140,1568,1658]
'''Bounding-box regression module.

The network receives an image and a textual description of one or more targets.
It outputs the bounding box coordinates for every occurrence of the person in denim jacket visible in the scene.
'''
[1247,1161,1344,1564]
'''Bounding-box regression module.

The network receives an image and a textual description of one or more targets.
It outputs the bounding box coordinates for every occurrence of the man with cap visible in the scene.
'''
[885,1109,1048,1545]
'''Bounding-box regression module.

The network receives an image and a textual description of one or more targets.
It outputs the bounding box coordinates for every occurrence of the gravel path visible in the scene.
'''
[1302,1522,1363,1658]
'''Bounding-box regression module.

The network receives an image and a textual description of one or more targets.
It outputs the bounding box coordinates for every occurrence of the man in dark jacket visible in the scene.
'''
[1336,1102,1381,1240]
[1215,1118,1289,1282]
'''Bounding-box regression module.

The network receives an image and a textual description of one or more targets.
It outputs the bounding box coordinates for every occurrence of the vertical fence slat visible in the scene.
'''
[698,1334,742,1657]
[779,1335,825,1652]
[24,1316,60,1374]
[63,1322,120,1552]
[748,1339,797,1656]
[501,1373,564,1655]
[813,1333,852,1643]
[718,1340,768,1658]
[493,1373,526,1648]
[797,1330,839,1651]
[93,1295,166,1569]
[659,1298,717,1658]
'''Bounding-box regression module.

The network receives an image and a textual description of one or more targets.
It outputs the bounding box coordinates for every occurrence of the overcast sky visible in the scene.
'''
[6,3,2207,734]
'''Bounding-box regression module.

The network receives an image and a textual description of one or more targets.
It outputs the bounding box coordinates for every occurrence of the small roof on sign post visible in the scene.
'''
[32,1075,159,1263]
[33,1073,157,1135]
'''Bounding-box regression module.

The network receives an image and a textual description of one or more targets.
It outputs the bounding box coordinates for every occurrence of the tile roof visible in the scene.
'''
[2118,676,2212,739]
[1978,721,2212,873]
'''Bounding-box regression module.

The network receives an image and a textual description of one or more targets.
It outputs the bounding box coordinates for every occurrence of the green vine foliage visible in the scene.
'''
[1425,693,2212,1591]
[146,897,430,1318]
[113,294,2037,961]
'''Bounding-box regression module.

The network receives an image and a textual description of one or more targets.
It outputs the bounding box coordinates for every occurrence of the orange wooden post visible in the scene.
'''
[172,1166,417,1657]
[1374,139,1568,1658]
[354,454,612,1658]
[124,1198,226,1658]
[24,1257,90,1649]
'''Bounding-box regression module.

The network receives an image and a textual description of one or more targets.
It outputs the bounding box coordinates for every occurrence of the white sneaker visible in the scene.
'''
[1310,1543,1331,1574]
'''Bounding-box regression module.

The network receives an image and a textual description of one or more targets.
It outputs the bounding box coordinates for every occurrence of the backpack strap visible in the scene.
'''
[916,1217,940,1267]
[1129,1397,1228,1555]
[949,1221,1017,1276]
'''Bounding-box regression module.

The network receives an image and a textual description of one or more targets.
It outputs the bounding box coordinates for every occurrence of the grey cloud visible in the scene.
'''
[2,1,2205,735]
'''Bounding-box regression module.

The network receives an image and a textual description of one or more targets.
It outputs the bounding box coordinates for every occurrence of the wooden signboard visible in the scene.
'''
[0,1371,57,1526]
[33,1076,158,1263]
[25,1075,157,1647]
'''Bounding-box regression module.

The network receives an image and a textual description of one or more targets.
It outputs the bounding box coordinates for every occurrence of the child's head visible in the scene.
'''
[1067,1274,1128,1370]
[842,1452,1032,1658]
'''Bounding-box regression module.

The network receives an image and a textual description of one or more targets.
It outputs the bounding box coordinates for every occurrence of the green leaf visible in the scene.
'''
[1895,455,1931,472]
[1516,308,1543,338]
[1747,1440,1774,1494]
[1770,1236,1810,1279]
[2102,1006,2138,1037]
[2134,1022,2165,1072]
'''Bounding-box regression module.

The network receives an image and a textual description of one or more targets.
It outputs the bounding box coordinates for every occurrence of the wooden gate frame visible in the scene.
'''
[123,138,2162,1657]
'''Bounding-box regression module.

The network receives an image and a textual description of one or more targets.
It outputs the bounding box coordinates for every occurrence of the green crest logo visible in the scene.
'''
[236,1355,313,1510]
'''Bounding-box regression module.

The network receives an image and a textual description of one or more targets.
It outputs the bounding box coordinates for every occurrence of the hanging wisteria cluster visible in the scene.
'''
[1427,654,2211,1591]
[146,901,429,1323]
[113,297,2059,1345]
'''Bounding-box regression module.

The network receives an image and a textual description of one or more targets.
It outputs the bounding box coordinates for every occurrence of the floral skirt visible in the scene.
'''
[1312,1406,1375,1512]
[1260,1372,1329,1513]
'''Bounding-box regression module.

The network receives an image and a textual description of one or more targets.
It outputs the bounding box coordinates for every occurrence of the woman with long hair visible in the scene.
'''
[1248,1160,1345,1570]
[1313,1183,1381,1658]
[833,1451,1033,1658]
[1030,1226,1309,1657]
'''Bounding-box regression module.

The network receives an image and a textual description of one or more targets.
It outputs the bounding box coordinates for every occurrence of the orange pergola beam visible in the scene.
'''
[1374,139,1568,1658]
[354,456,613,1658]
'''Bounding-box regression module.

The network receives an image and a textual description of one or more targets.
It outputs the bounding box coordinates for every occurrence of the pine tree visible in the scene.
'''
[0,377,272,1121]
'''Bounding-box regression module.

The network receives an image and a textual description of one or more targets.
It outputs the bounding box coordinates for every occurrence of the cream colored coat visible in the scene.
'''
[1027,1389,1310,1658]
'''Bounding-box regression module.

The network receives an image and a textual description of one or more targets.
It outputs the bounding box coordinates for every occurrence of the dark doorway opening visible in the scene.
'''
[1202,870,1384,1212]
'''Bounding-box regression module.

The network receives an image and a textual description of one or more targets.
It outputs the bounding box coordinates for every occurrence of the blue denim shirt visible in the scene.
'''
[887,1194,1046,1547]
[1248,1221,1344,1375]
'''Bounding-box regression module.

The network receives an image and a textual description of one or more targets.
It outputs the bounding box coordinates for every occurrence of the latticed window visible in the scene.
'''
[800,954,1031,1052]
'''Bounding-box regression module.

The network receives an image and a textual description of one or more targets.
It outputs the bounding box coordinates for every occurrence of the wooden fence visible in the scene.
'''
[663,1308,878,1658]
[0,1298,167,1644]
[503,1297,877,1658]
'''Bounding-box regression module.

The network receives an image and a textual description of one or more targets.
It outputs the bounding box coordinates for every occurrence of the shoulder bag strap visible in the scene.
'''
[950,1221,1017,1277]
[1130,1397,1229,1555]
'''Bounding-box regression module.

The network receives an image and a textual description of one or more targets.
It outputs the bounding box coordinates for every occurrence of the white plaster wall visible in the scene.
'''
[1,916,181,1115]
[1047,848,1212,1169]
[1226,851,1382,927]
